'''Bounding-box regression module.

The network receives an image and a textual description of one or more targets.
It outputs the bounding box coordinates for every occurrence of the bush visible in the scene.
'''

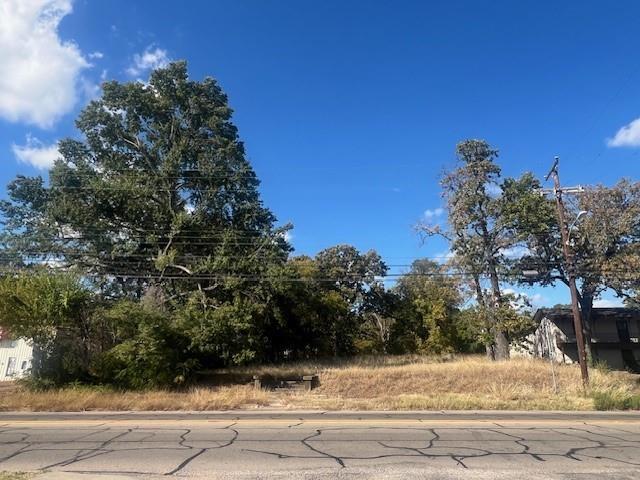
[592,390,640,410]
[93,301,196,389]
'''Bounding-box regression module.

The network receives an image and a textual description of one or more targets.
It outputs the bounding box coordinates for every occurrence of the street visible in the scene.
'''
[0,411,639,479]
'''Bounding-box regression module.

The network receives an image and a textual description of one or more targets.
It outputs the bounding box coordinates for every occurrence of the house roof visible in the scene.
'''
[533,307,640,324]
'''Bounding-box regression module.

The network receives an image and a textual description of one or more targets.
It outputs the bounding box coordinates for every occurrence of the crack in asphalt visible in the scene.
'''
[164,421,239,475]
[0,420,638,475]
[301,429,345,467]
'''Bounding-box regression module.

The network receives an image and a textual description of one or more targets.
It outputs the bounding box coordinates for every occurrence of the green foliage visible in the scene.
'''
[0,62,292,386]
[1,75,596,389]
[389,260,479,354]
[0,271,96,383]
[459,299,535,351]
[421,140,537,359]
[177,292,260,366]
[510,177,640,354]
[0,60,289,299]
[592,390,640,410]
[313,245,387,356]
[94,301,194,389]
[0,271,90,345]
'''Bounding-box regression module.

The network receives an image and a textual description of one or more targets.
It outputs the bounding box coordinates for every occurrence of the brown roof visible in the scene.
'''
[533,307,640,323]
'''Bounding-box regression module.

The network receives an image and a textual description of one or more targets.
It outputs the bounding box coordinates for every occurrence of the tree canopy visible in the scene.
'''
[5,62,633,386]
[421,140,539,359]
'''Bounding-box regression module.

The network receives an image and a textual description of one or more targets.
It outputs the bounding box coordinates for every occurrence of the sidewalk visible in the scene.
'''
[1,409,639,421]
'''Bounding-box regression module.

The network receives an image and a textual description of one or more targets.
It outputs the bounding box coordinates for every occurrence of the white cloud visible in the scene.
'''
[80,77,100,101]
[0,0,89,128]
[88,51,103,59]
[127,46,170,76]
[12,135,60,169]
[424,208,444,219]
[607,118,640,148]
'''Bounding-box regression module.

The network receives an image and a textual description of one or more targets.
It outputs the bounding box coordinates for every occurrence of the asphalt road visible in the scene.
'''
[1,411,639,479]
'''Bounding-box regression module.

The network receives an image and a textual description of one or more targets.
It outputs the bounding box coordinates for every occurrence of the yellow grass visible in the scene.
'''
[0,474,32,480]
[0,356,638,411]
[279,356,640,410]
[0,385,271,412]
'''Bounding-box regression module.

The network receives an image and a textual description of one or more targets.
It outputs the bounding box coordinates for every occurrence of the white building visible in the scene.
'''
[0,328,34,381]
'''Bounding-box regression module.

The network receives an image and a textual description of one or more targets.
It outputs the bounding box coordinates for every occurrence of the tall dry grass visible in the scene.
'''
[1,355,637,411]
[0,385,270,412]
[278,355,640,410]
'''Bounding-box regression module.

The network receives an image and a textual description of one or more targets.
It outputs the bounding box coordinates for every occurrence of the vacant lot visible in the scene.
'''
[0,356,638,411]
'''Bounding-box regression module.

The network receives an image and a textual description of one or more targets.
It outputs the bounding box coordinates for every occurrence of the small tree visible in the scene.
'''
[0,271,95,384]
[393,260,464,354]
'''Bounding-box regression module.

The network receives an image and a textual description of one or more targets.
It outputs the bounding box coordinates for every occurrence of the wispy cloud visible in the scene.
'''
[607,117,640,147]
[424,208,444,219]
[12,135,60,169]
[127,46,170,76]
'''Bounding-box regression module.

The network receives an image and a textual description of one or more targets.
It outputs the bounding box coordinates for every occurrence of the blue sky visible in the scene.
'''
[2,0,640,307]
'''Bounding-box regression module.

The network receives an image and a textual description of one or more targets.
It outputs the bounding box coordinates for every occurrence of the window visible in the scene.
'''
[6,357,16,376]
[21,361,28,370]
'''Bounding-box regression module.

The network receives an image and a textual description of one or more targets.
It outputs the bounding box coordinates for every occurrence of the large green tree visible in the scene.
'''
[514,179,640,358]
[0,61,290,302]
[422,140,538,359]
[0,62,295,378]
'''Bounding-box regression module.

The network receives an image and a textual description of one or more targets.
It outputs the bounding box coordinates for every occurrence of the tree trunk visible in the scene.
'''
[473,274,496,360]
[488,263,510,360]
[493,329,510,360]
[579,293,594,363]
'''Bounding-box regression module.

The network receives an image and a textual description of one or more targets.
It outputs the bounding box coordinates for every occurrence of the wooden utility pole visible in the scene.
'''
[543,157,589,387]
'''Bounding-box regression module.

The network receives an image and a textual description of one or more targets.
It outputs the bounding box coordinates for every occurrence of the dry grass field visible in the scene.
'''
[0,355,638,411]
[0,474,31,480]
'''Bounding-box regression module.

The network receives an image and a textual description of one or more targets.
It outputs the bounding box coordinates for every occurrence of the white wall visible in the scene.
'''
[0,338,33,381]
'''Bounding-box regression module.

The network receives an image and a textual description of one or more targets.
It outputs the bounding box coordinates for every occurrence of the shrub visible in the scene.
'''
[592,390,640,410]
[93,301,196,389]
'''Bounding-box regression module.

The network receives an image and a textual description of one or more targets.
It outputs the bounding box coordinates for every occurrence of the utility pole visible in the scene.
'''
[543,157,589,387]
